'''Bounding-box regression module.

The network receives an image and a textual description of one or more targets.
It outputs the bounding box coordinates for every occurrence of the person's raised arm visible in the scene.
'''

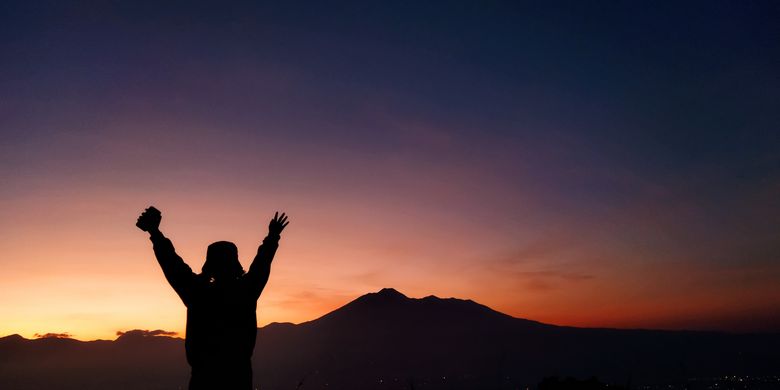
[136,206,195,305]
[246,212,289,299]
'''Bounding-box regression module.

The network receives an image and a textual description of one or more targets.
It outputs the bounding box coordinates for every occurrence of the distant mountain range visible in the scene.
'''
[1,288,778,389]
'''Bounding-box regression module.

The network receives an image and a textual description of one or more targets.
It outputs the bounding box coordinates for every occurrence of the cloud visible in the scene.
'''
[116,329,178,338]
[513,269,595,292]
[34,332,71,339]
[265,287,354,309]
[478,238,598,293]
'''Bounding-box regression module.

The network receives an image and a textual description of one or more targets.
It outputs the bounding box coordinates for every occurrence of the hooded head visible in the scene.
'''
[202,241,245,281]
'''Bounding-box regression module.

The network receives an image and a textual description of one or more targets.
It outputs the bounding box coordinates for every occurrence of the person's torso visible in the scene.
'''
[184,278,258,367]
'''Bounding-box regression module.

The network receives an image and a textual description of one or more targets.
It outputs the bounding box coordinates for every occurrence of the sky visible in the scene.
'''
[1,1,779,340]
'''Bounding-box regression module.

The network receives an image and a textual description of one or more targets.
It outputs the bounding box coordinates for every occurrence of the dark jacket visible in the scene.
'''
[150,231,279,389]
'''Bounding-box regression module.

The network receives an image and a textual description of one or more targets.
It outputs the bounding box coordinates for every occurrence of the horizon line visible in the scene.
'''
[4,287,778,342]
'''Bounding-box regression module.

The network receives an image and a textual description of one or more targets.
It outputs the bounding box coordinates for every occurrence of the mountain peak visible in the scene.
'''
[0,334,25,343]
[351,288,408,305]
[354,287,413,306]
[310,287,536,330]
[375,287,406,298]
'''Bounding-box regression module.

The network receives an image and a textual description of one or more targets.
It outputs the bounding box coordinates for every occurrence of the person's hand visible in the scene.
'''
[269,212,289,236]
[136,206,162,233]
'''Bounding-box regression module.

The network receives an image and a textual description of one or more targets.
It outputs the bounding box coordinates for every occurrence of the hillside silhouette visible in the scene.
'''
[1,288,779,389]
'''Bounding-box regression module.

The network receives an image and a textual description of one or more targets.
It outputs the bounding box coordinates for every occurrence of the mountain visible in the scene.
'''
[1,288,778,389]
[0,331,188,389]
[254,288,780,389]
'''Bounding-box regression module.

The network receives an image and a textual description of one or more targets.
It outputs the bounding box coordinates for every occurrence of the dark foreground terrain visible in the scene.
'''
[1,288,778,389]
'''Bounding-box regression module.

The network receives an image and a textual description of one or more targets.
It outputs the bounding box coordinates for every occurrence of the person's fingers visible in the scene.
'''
[282,221,289,228]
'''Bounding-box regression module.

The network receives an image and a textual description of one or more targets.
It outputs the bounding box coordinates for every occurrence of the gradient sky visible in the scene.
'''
[1,1,779,340]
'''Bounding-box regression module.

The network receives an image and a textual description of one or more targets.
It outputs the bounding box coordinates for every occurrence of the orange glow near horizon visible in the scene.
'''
[2,161,779,340]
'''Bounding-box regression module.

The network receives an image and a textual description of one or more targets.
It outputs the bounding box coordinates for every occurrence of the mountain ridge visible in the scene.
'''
[3,287,776,343]
[1,288,779,389]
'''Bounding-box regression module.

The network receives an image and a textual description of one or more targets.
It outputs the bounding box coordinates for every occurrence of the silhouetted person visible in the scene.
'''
[136,206,289,390]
